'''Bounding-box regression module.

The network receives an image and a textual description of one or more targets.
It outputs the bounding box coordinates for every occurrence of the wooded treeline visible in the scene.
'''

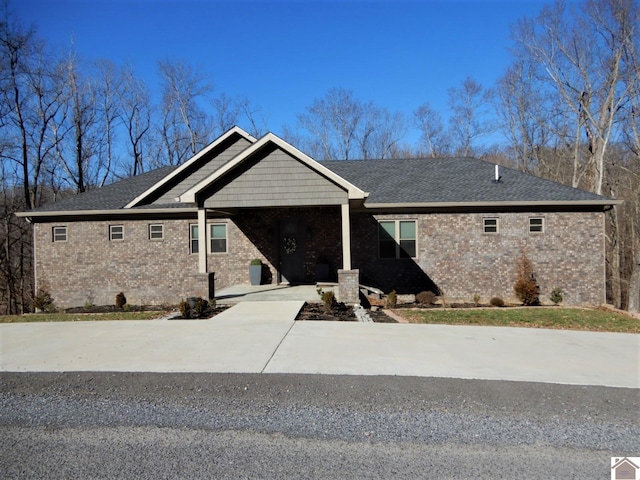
[1,0,638,314]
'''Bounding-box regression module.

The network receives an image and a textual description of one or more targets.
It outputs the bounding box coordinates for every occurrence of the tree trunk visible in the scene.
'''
[629,246,640,313]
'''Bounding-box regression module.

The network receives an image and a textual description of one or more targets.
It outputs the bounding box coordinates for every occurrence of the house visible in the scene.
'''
[611,457,640,480]
[18,126,618,309]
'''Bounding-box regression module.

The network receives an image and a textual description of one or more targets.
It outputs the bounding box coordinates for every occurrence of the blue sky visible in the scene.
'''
[14,0,547,144]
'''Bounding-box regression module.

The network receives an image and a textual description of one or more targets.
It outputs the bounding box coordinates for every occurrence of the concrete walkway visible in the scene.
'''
[1,301,638,388]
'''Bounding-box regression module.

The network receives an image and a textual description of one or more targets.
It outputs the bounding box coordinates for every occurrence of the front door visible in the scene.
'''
[279,219,305,284]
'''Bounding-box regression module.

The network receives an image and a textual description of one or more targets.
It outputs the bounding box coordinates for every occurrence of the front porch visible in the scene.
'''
[215,284,333,304]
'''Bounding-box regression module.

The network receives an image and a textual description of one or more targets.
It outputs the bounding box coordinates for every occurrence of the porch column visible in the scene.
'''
[341,203,352,270]
[198,208,207,274]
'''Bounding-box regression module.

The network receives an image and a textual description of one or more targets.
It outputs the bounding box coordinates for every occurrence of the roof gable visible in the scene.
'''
[125,126,256,208]
[178,132,368,205]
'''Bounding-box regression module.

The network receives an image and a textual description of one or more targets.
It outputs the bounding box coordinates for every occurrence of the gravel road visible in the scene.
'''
[1,372,639,479]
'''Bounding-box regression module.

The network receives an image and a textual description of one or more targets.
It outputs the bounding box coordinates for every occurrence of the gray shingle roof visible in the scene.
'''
[31,166,178,212]
[321,157,609,204]
[26,156,612,215]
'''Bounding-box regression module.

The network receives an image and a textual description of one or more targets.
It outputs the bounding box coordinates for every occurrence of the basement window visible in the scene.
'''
[53,226,67,242]
[149,224,164,240]
[109,225,124,241]
[483,218,499,234]
[529,217,544,233]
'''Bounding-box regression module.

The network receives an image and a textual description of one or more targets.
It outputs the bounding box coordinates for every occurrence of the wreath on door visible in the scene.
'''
[283,236,297,254]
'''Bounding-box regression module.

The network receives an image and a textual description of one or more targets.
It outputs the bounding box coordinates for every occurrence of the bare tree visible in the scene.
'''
[447,76,494,157]
[414,102,451,157]
[513,0,636,195]
[119,64,151,176]
[158,59,213,165]
[297,87,363,160]
[297,87,406,160]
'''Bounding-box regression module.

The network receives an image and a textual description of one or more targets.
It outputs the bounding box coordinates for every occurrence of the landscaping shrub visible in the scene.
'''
[321,290,336,312]
[386,290,397,308]
[490,297,505,307]
[416,291,437,305]
[193,297,207,316]
[473,293,481,307]
[115,292,127,308]
[550,287,564,305]
[33,288,56,313]
[513,251,540,305]
[179,299,191,319]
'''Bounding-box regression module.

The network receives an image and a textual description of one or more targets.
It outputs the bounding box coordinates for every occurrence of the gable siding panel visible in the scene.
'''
[152,137,253,204]
[203,149,347,208]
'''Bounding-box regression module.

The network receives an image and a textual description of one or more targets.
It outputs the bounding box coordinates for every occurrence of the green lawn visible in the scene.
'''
[394,307,640,333]
[0,311,169,323]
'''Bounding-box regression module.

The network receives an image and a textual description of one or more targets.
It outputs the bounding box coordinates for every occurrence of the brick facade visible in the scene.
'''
[351,210,605,306]
[34,207,605,308]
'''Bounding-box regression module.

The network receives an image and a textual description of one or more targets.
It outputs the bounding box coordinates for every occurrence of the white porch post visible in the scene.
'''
[341,203,352,270]
[198,208,207,274]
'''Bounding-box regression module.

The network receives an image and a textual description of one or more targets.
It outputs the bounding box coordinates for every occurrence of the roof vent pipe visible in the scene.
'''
[493,165,502,183]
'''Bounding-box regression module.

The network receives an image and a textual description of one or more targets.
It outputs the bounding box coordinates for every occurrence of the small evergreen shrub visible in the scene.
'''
[490,297,505,307]
[115,292,127,308]
[386,290,397,308]
[514,251,540,305]
[33,288,56,313]
[250,258,262,266]
[193,297,207,316]
[473,293,481,307]
[321,290,336,312]
[179,300,191,319]
[550,287,564,305]
[416,291,437,305]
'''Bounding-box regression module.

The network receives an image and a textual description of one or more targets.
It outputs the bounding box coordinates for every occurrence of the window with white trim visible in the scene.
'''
[190,224,199,254]
[210,223,227,253]
[378,220,416,259]
[483,217,499,234]
[529,217,544,233]
[53,226,67,242]
[109,225,124,241]
[149,224,164,240]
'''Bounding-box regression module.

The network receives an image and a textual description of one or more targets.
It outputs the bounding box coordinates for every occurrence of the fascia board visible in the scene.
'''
[363,199,623,209]
[16,207,199,219]
[124,126,257,209]
[178,133,369,203]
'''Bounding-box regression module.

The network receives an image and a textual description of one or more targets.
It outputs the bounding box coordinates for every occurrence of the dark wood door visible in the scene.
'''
[279,219,305,284]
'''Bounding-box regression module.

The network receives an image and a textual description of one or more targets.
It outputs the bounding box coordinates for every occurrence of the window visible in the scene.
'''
[483,218,499,234]
[149,224,164,240]
[53,226,67,242]
[109,225,124,241]
[378,220,416,259]
[529,217,544,233]
[190,224,199,254]
[210,223,227,253]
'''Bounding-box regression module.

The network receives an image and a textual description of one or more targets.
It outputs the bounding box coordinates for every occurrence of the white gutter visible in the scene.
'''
[16,207,199,219]
[363,200,622,209]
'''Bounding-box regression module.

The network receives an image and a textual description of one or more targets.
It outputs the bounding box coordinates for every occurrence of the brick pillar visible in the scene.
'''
[338,269,360,305]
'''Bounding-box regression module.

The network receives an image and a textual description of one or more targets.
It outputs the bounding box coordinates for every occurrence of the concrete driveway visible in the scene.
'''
[1,301,638,388]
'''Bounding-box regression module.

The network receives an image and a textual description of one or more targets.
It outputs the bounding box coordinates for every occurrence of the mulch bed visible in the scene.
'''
[65,302,396,322]
[295,302,396,323]
[64,305,168,314]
